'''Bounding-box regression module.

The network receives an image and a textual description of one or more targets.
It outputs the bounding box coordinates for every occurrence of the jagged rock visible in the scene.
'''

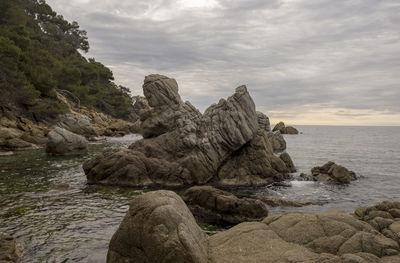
[182,186,268,226]
[107,190,209,263]
[306,161,357,184]
[256,111,270,131]
[46,127,88,156]
[279,152,296,173]
[84,75,289,187]
[109,191,400,263]
[0,234,24,263]
[56,113,98,138]
[272,121,299,134]
[267,131,286,153]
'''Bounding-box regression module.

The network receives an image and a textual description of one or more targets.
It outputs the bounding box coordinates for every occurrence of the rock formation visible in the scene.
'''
[272,121,299,134]
[256,111,270,131]
[107,190,209,263]
[108,190,400,263]
[46,127,88,156]
[266,131,286,153]
[279,152,296,173]
[56,113,98,138]
[182,186,268,226]
[302,161,357,184]
[84,74,292,187]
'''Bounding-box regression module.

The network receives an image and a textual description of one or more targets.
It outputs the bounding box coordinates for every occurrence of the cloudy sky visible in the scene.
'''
[47,0,400,125]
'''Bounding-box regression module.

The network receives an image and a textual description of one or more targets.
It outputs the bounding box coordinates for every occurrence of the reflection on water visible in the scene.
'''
[1,127,400,262]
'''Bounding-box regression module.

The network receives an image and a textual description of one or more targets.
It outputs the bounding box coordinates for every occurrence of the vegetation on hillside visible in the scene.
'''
[0,0,135,121]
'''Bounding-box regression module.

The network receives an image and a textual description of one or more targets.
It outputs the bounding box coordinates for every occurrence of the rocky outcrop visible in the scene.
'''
[182,186,268,226]
[109,190,400,263]
[279,152,296,173]
[84,75,292,187]
[266,131,286,153]
[302,161,357,183]
[0,234,24,263]
[56,113,97,138]
[45,127,88,156]
[272,121,299,134]
[107,190,209,263]
[257,111,270,131]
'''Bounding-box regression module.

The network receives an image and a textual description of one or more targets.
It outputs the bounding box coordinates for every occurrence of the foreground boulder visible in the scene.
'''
[107,190,209,263]
[109,190,400,263]
[84,75,291,187]
[56,113,98,138]
[272,121,299,134]
[46,127,88,156]
[302,161,357,183]
[182,186,268,226]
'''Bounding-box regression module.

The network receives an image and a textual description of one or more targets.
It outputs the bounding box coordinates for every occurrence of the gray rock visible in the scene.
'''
[266,131,287,153]
[107,190,209,263]
[84,75,288,187]
[46,127,88,156]
[256,111,270,131]
[279,152,296,173]
[272,121,299,134]
[56,113,98,138]
[182,186,268,226]
[308,161,357,184]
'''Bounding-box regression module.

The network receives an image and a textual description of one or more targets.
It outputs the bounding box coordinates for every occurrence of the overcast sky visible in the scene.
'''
[47,0,400,125]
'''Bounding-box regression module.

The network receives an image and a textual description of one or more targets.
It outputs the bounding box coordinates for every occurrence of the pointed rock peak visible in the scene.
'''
[143,74,181,107]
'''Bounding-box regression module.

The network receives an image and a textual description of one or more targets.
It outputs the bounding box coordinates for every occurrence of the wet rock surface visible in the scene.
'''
[182,186,268,226]
[45,127,88,156]
[0,234,24,263]
[84,75,292,187]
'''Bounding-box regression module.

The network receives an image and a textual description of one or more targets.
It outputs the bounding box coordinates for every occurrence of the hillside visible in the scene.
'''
[0,0,136,121]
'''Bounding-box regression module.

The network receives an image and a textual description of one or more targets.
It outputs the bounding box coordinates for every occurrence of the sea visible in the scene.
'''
[0,126,399,262]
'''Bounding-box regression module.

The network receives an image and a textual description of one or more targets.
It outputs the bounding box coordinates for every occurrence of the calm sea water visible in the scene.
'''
[0,126,399,262]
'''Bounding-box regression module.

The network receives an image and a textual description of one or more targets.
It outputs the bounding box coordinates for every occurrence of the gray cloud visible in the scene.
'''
[47,0,400,124]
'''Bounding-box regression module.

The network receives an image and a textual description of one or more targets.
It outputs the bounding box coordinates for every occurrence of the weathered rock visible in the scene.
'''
[272,121,299,134]
[56,113,98,138]
[107,190,209,263]
[109,190,400,263]
[182,186,268,226]
[279,152,296,173]
[0,234,24,263]
[306,161,357,184]
[84,75,289,187]
[0,127,40,150]
[46,127,88,156]
[257,196,310,207]
[266,131,286,153]
[256,111,270,131]
[216,130,290,187]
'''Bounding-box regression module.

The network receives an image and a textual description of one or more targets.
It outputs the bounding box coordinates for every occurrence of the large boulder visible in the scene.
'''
[107,190,209,263]
[182,186,268,226]
[84,75,290,187]
[56,113,98,138]
[46,127,88,156]
[305,161,357,184]
[272,121,299,134]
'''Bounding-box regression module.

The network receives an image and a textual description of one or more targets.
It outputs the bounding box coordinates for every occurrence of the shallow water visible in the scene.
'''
[1,127,400,262]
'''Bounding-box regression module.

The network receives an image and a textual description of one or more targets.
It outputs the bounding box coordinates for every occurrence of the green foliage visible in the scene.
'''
[0,0,135,120]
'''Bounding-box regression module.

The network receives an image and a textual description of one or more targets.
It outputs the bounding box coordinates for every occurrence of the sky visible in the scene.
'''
[46,0,400,126]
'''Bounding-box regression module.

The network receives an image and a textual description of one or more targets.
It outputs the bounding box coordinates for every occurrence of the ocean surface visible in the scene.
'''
[0,126,399,262]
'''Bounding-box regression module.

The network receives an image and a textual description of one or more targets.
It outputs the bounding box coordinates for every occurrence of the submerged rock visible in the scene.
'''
[272,121,299,134]
[84,75,291,187]
[109,190,400,263]
[182,186,268,226]
[306,161,357,184]
[46,127,88,156]
[107,190,209,263]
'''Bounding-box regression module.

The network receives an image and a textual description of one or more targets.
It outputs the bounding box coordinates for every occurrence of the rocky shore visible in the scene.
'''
[107,190,400,263]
